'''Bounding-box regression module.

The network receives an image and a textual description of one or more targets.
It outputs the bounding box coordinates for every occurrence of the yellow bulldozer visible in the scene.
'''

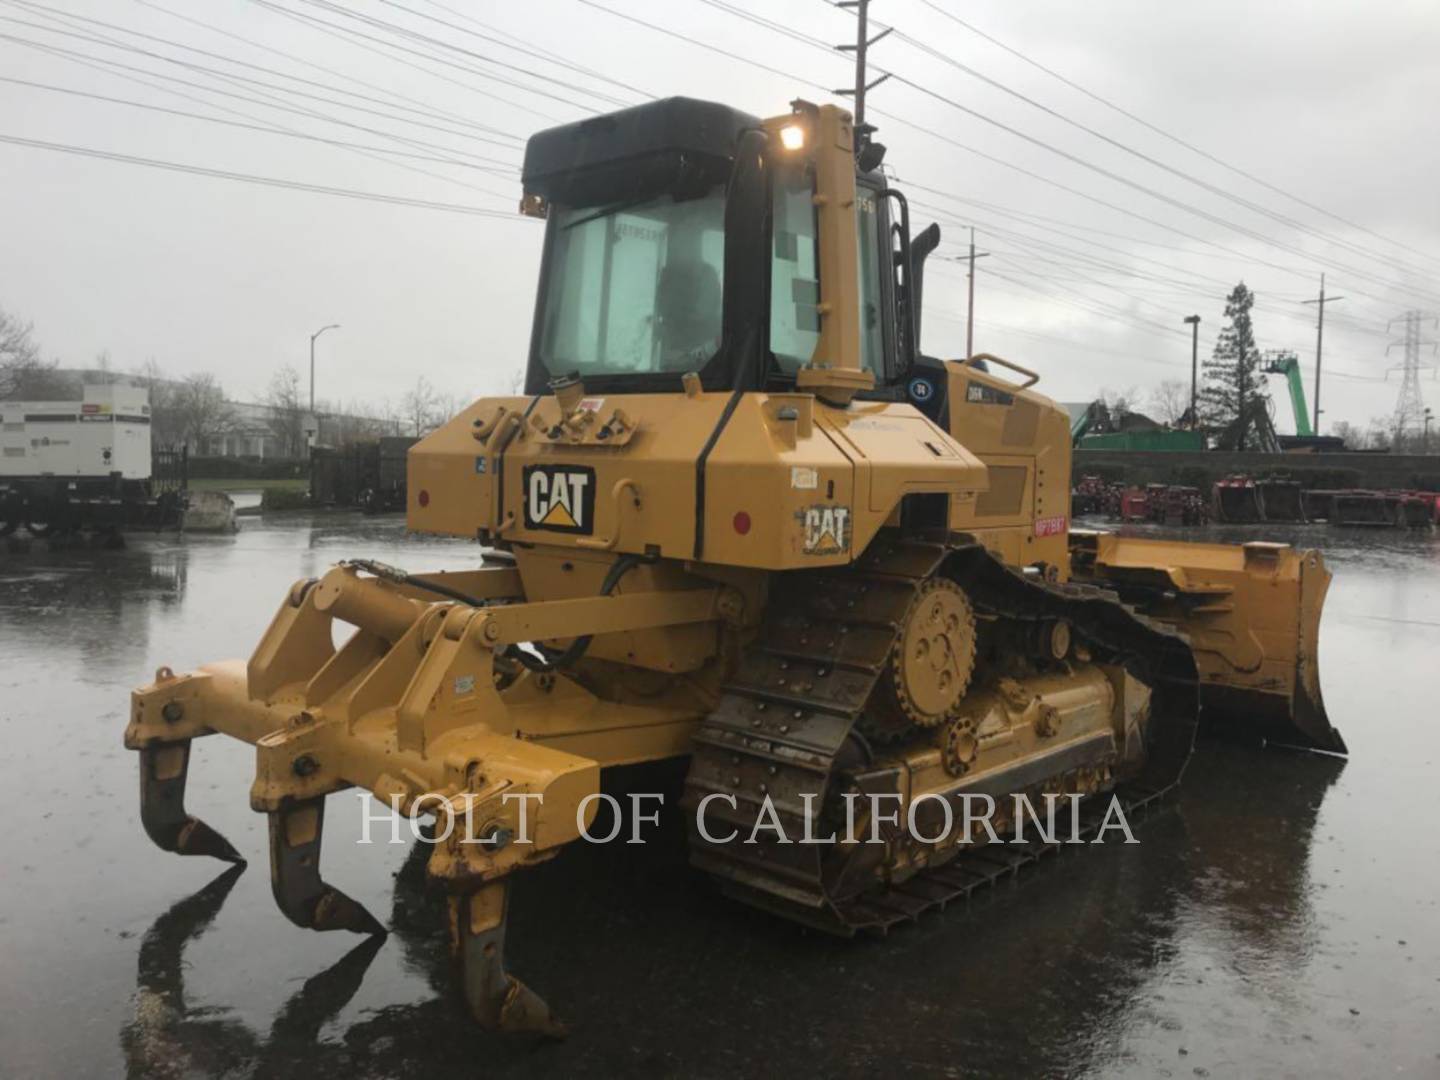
[125,98,1342,1035]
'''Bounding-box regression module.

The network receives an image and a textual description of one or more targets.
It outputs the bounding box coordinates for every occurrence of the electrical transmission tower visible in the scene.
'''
[1387,310,1438,445]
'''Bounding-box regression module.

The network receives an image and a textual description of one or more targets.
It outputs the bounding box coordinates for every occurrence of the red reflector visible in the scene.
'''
[732,511,751,535]
[418,489,430,508]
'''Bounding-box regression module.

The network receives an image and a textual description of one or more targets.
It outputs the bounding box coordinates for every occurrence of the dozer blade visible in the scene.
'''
[1070,532,1344,754]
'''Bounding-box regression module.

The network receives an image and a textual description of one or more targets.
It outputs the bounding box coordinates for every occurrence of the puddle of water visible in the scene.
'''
[0,518,1436,1077]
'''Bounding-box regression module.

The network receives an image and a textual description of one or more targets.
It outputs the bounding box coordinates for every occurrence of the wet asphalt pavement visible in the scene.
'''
[0,512,1437,1078]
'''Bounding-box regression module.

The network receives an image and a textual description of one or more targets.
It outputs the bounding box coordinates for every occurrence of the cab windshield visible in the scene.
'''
[537,187,726,378]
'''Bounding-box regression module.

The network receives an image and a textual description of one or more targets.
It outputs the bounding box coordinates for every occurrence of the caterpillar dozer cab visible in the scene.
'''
[126,97,1342,1035]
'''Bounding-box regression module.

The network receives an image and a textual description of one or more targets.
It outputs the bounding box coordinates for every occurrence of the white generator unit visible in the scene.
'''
[1,384,153,480]
[0,384,184,539]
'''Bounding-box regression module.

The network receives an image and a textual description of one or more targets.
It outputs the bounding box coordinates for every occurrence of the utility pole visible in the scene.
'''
[834,0,892,128]
[965,228,991,359]
[1301,273,1344,435]
[1183,315,1200,429]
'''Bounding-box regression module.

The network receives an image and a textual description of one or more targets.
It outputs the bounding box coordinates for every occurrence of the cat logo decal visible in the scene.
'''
[523,465,596,534]
[800,504,850,555]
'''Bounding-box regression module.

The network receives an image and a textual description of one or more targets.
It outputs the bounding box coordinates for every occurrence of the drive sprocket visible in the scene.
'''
[861,577,977,742]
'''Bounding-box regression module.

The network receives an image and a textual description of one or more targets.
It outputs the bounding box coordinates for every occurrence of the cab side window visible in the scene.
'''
[855,186,885,378]
[769,171,821,372]
[769,174,887,378]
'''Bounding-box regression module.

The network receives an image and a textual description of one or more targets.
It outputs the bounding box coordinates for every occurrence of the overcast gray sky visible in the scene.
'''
[2,0,1437,433]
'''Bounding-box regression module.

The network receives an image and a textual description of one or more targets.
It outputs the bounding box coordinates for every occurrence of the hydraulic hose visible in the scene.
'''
[343,559,487,607]
[508,552,648,673]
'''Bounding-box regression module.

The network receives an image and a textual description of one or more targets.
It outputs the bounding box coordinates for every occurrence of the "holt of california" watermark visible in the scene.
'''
[355,790,1139,848]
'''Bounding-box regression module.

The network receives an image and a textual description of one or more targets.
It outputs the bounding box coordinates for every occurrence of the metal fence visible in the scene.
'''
[310,437,415,512]
[152,445,188,495]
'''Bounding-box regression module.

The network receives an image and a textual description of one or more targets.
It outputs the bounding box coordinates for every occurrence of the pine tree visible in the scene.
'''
[1199,282,1269,449]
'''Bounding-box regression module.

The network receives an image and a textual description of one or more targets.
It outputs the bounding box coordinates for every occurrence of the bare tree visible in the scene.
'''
[432,389,465,428]
[1364,416,1392,452]
[1329,420,1365,450]
[378,396,404,437]
[265,364,306,457]
[133,359,184,446]
[401,375,438,436]
[173,373,238,453]
[1149,379,1190,427]
[330,400,391,447]
[0,305,76,400]
[1097,386,1140,420]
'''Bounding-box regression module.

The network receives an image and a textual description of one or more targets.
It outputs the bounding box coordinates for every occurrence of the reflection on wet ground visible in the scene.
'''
[1,512,1437,1077]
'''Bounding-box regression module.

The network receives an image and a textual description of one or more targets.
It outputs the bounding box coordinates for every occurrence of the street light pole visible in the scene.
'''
[1426,407,1434,454]
[1183,315,1200,429]
[309,323,340,414]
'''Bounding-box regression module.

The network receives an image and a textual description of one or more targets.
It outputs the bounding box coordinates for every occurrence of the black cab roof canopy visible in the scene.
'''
[521,96,760,207]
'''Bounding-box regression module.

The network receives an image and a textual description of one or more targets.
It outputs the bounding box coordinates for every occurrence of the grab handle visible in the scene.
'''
[964,352,1040,389]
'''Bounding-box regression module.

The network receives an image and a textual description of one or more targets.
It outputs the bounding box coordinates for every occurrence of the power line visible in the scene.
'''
[657,2,1316,283]
[901,183,1266,267]
[914,0,1440,275]
[851,3,1440,287]
[574,0,819,92]
[0,8,523,149]
[0,29,522,201]
[931,256,1389,383]
[701,0,1440,308]
[132,0,525,142]
[883,70,1440,308]
[915,193,1240,293]
[571,0,1414,330]
[289,0,635,109]
[544,0,1419,375]
[249,0,565,124]
[1,0,524,142]
[0,131,536,218]
[376,0,652,101]
[0,74,519,174]
[934,216,1389,337]
[1,30,520,176]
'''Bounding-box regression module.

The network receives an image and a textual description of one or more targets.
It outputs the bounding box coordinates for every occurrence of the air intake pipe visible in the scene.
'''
[910,222,941,348]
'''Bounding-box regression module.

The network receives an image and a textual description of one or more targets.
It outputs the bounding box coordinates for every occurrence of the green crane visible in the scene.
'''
[1262,351,1313,437]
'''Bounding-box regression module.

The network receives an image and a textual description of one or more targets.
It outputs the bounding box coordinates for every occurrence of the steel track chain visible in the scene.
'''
[682,535,1200,936]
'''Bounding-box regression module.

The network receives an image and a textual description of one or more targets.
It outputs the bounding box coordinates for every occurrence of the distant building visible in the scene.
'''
[200,401,402,459]
[212,400,280,458]
[51,368,401,459]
